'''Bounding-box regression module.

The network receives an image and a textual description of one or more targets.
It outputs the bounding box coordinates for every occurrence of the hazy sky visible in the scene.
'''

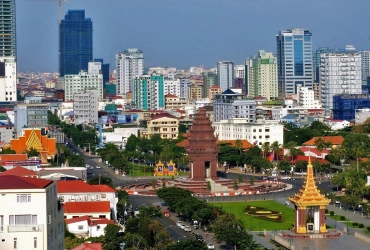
[17,0,370,72]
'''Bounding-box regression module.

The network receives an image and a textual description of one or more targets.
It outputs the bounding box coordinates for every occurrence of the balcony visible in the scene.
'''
[8,224,43,232]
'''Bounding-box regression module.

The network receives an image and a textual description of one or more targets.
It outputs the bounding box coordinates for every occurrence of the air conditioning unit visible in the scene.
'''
[32,226,39,231]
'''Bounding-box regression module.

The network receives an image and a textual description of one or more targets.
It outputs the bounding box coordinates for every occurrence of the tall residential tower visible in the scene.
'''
[59,10,93,77]
[276,28,313,98]
[116,48,144,95]
[217,61,234,91]
[0,0,17,102]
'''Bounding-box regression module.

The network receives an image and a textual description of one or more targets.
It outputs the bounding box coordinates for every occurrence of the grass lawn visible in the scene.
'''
[210,200,295,231]
[328,215,348,221]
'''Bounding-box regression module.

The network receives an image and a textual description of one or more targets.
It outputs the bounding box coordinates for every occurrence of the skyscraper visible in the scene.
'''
[0,0,16,102]
[276,28,313,98]
[116,48,144,95]
[59,10,93,77]
[245,50,278,100]
[217,61,234,91]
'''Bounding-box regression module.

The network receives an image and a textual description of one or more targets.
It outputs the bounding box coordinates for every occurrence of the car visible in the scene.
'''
[207,243,215,249]
[96,166,101,169]
[280,176,292,180]
[90,166,94,170]
[177,221,183,227]
[184,226,191,232]
[180,224,186,230]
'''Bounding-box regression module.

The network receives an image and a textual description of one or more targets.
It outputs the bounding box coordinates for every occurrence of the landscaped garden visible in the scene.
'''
[211,200,295,231]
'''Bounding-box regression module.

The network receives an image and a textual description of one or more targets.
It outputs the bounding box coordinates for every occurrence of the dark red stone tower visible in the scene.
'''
[186,107,219,181]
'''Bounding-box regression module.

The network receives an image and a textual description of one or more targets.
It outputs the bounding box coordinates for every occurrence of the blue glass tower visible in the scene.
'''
[59,10,92,77]
[94,58,110,85]
[276,28,313,98]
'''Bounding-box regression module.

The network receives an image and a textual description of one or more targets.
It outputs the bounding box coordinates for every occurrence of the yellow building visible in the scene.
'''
[208,85,222,100]
[165,94,191,110]
[141,113,179,139]
[190,84,202,100]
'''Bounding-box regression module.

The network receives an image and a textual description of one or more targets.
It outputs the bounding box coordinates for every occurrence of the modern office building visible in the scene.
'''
[0,0,17,102]
[332,94,370,121]
[116,48,144,95]
[361,51,370,86]
[14,100,48,133]
[202,72,218,98]
[0,175,64,250]
[59,10,93,77]
[64,71,103,101]
[276,28,313,97]
[133,73,164,111]
[313,47,334,83]
[245,50,278,100]
[73,90,98,125]
[213,89,256,122]
[217,61,234,91]
[320,46,362,116]
[89,59,110,86]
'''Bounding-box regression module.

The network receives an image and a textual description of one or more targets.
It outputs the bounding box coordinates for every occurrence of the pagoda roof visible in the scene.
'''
[221,89,236,95]
[289,159,330,207]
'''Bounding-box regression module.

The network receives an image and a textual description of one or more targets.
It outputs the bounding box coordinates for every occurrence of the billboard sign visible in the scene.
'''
[100,114,138,125]
[3,160,42,166]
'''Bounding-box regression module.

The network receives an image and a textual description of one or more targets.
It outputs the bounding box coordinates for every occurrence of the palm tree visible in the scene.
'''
[261,142,271,158]
[314,137,331,160]
[284,141,298,166]
[270,141,282,161]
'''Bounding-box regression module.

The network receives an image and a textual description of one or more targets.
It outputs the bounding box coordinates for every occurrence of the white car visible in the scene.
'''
[280,176,292,180]
[207,243,215,249]
[177,221,183,227]
[184,226,191,232]
[96,166,101,169]
[180,224,186,230]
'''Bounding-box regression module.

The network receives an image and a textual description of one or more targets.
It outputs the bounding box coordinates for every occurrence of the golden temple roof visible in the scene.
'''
[289,158,330,207]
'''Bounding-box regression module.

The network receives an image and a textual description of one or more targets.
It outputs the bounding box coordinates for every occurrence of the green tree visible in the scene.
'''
[27,147,40,157]
[157,187,193,208]
[178,124,188,134]
[47,110,61,125]
[87,176,114,188]
[103,224,125,250]
[261,142,271,158]
[314,137,331,160]
[139,119,148,128]
[123,232,148,250]
[250,176,254,185]
[233,180,238,190]
[0,148,16,154]
[164,239,207,250]
[270,141,282,161]
[64,237,84,250]
[277,160,291,173]
[207,181,211,191]
[238,175,243,183]
[0,166,6,172]
[192,207,217,229]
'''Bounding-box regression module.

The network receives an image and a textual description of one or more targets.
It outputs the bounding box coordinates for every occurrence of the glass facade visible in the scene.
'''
[59,10,92,77]
[333,94,370,121]
[0,0,16,58]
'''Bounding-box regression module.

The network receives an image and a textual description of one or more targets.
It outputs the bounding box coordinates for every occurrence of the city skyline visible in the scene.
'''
[17,0,370,72]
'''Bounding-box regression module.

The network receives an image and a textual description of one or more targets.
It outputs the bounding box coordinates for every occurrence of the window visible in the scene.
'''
[78,225,84,230]
[17,194,31,203]
[9,215,37,225]
[0,215,3,232]
[97,225,101,230]
[14,238,17,249]
[34,237,37,248]
[101,194,106,198]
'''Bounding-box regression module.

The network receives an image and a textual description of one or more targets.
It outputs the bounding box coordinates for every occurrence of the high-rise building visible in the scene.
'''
[217,61,234,91]
[64,71,103,101]
[116,48,144,95]
[90,59,110,85]
[0,0,17,102]
[361,51,370,86]
[313,47,334,83]
[276,28,313,97]
[59,10,93,77]
[133,73,164,111]
[180,79,191,99]
[245,50,278,100]
[320,46,362,116]
[73,90,98,125]
[202,72,218,98]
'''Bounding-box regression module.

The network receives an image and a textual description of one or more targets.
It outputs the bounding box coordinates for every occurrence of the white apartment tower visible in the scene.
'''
[245,50,278,100]
[180,79,191,99]
[164,79,181,97]
[276,28,313,98]
[320,46,362,116]
[64,71,103,101]
[217,61,234,91]
[298,86,321,108]
[73,90,99,125]
[116,48,144,95]
[361,50,370,85]
[0,0,17,102]
[0,176,64,250]
[234,65,245,80]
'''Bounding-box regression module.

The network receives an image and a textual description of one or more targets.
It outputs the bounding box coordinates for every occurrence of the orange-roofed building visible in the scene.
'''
[141,113,179,139]
[66,215,114,238]
[63,201,111,219]
[10,128,56,164]
[177,139,254,150]
[208,85,222,100]
[72,243,103,250]
[0,166,38,178]
[302,136,344,148]
[57,180,117,220]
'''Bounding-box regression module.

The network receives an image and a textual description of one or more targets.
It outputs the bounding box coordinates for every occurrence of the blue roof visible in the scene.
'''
[281,114,296,120]
[222,89,236,95]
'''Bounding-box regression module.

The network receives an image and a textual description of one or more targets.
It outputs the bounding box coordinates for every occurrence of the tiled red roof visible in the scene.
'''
[300,146,330,156]
[210,85,221,89]
[165,93,178,98]
[0,154,28,162]
[0,166,38,177]
[303,136,344,146]
[72,243,102,250]
[63,201,111,214]
[65,215,90,225]
[0,176,53,189]
[151,113,177,120]
[58,180,115,193]
[293,155,329,164]
[91,185,115,193]
[89,218,114,226]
